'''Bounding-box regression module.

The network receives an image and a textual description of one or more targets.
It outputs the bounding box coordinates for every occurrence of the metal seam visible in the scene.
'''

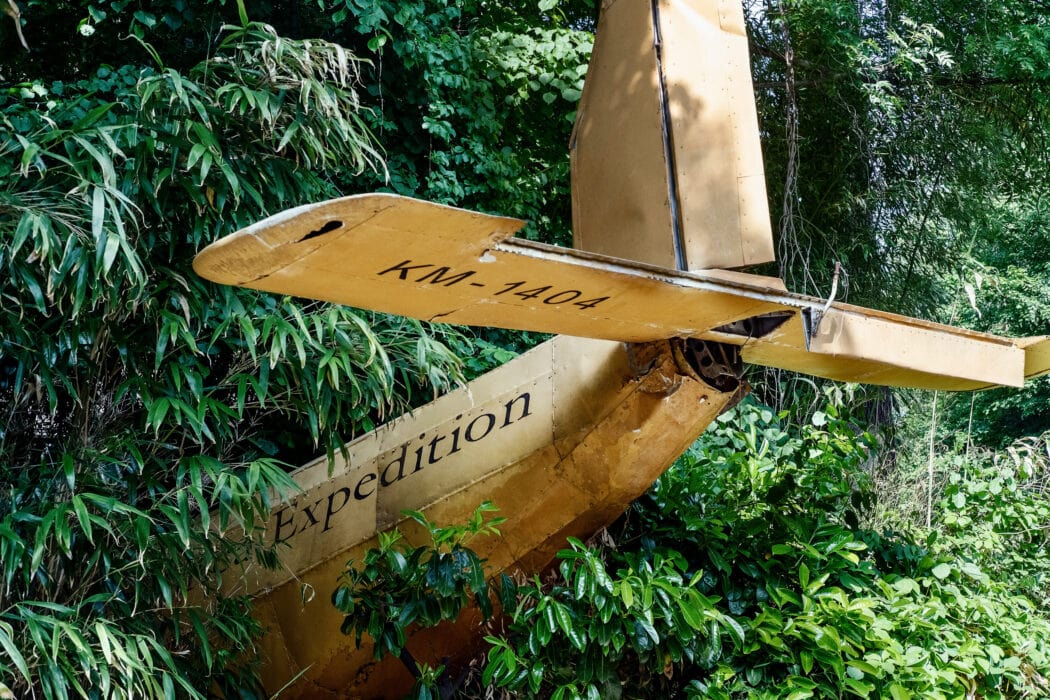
[650,0,688,271]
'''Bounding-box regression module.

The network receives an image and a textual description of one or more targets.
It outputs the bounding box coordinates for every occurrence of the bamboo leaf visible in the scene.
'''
[102,233,121,275]
[0,623,31,683]
[91,186,106,242]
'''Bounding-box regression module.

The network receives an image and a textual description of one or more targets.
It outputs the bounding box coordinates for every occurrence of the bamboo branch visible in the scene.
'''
[5,0,28,51]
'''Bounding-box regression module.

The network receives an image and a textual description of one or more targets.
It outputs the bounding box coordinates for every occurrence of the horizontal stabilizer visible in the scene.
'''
[1019,336,1050,381]
[194,194,1034,392]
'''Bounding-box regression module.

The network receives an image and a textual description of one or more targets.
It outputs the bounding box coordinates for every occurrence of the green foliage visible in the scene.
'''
[939,200,1050,444]
[931,434,1050,607]
[335,399,1050,699]
[750,0,1049,372]
[1,2,593,695]
[332,502,504,698]
[329,0,593,245]
[483,543,744,699]
[0,20,466,697]
[627,399,1050,699]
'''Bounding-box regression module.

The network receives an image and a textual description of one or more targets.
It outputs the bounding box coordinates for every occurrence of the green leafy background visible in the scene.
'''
[2,0,1049,696]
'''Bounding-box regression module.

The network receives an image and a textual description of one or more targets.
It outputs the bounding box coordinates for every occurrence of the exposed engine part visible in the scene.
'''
[626,338,747,403]
[671,338,743,394]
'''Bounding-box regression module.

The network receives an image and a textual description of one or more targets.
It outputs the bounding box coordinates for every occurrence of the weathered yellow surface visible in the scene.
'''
[193,193,1042,391]
[661,0,774,269]
[735,311,1034,391]
[570,0,774,270]
[1020,336,1050,380]
[570,0,674,269]
[228,345,555,594]
[238,336,736,697]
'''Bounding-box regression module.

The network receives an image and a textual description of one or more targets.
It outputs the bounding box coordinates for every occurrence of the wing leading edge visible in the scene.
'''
[193,194,1050,392]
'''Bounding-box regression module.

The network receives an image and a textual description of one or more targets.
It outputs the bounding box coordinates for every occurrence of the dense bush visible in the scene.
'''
[928,434,1050,608]
[336,396,1050,699]
[631,398,1050,699]
[0,21,465,697]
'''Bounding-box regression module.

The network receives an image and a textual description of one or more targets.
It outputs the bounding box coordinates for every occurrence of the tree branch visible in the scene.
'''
[4,0,28,51]
[398,646,421,680]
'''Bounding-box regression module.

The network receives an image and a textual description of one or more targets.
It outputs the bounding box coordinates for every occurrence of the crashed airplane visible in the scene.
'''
[194,0,1050,695]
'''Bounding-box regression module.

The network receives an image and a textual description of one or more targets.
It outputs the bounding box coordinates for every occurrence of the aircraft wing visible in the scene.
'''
[194,194,1050,392]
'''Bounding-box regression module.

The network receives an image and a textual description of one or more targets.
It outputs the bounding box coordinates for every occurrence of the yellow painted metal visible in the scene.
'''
[235,336,735,697]
[570,0,775,270]
[1019,336,1050,381]
[570,0,674,268]
[193,193,1041,391]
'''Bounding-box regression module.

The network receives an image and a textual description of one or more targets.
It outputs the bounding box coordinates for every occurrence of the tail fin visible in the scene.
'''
[571,0,774,271]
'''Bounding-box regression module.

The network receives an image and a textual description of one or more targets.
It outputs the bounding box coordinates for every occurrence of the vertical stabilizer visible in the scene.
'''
[571,0,775,271]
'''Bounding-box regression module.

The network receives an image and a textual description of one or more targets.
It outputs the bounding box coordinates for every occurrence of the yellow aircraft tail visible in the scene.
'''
[570,0,774,271]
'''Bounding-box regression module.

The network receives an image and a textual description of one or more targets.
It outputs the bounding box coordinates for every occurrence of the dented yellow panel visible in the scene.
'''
[234,336,734,697]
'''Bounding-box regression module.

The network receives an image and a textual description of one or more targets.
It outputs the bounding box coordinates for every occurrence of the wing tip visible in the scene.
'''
[193,232,272,286]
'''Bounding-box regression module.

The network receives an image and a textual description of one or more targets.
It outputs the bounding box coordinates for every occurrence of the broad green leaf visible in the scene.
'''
[930,563,952,580]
